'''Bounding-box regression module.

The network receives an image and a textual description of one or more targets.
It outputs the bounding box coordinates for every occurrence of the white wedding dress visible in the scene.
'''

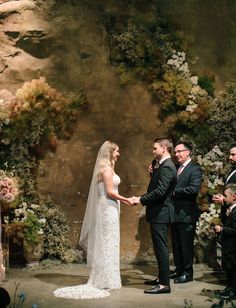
[54,174,121,299]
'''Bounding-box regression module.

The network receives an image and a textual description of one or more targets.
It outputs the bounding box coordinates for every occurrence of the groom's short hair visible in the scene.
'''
[154,138,173,153]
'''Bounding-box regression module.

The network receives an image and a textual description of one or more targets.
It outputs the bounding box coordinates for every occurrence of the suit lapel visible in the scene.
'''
[151,158,168,178]
[225,169,236,184]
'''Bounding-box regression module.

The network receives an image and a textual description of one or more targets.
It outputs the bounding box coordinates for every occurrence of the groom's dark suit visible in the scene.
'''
[140,157,177,286]
[171,161,202,278]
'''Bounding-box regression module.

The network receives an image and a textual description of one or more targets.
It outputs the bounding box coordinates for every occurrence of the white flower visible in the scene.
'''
[191,85,201,95]
[190,76,198,85]
[26,209,34,214]
[167,59,174,65]
[186,103,198,113]
[212,146,223,156]
[4,216,9,224]
[179,62,189,74]
[30,204,39,209]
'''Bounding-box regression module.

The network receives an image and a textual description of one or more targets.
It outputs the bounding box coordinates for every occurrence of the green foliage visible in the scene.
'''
[23,212,43,246]
[112,24,173,83]
[207,82,236,150]
[198,75,215,97]
[39,197,78,263]
[151,70,192,116]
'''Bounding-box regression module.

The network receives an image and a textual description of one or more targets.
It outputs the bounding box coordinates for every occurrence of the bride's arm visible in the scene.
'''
[103,167,133,205]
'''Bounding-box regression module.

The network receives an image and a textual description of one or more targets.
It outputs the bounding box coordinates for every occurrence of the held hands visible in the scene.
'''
[124,196,141,206]
[123,198,134,205]
[131,196,140,206]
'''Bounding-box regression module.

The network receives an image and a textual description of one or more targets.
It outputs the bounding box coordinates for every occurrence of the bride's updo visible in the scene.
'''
[97,141,118,181]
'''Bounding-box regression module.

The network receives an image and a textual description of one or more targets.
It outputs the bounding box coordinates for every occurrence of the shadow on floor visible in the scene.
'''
[195,271,226,286]
[34,265,156,290]
[34,273,88,287]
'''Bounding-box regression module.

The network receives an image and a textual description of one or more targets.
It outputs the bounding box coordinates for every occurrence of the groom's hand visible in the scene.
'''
[131,196,140,205]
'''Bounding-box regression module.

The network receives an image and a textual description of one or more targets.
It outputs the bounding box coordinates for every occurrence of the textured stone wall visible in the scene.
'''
[1,0,236,262]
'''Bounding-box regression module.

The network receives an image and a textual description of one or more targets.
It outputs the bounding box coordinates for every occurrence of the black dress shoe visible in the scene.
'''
[170,272,181,279]
[174,274,193,284]
[144,285,171,294]
[219,288,236,300]
[218,286,231,296]
[144,278,159,285]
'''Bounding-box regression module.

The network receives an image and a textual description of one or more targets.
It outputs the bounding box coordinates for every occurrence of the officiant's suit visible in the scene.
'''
[171,161,202,279]
[140,158,177,287]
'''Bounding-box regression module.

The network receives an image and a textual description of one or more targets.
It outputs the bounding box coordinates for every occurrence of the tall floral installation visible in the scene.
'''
[108,3,236,263]
[0,170,18,282]
[0,77,86,267]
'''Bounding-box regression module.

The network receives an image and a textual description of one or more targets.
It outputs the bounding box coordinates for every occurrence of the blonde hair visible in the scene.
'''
[97,141,118,181]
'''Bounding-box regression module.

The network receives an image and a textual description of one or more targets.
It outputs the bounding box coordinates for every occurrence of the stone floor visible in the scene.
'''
[1,262,235,308]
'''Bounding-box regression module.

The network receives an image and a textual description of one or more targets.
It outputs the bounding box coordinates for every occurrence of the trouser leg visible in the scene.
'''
[151,223,170,286]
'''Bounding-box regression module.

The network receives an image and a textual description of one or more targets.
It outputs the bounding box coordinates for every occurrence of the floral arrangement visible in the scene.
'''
[39,198,80,263]
[0,77,85,264]
[196,146,225,193]
[207,82,236,149]
[151,49,210,124]
[3,202,46,246]
[195,203,221,245]
[194,203,222,262]
[0,170,18,204]
[194,146,228,261]
[112,23,173,85]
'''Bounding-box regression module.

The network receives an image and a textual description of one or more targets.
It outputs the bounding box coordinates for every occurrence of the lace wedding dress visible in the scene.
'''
[54,174,122,299]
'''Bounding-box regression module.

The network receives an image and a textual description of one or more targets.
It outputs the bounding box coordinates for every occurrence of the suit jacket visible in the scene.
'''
[140,158,177,224]
[221,207,236,253]
[221,169,236,223]
[225,169,236,185]
[173,161,202,223]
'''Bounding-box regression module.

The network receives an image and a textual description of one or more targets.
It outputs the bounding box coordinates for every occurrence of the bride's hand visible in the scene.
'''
[123,197,135,206]
[127,197,135,205]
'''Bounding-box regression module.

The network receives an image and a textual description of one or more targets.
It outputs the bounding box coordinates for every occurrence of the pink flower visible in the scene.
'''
[0,171,18,203]
[3,193,14,202]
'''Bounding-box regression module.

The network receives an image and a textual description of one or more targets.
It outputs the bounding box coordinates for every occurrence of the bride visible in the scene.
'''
[54,141,133,299]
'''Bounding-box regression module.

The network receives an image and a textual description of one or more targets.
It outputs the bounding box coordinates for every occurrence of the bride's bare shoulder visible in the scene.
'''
[100,166,114,180]
[103,165,113,175]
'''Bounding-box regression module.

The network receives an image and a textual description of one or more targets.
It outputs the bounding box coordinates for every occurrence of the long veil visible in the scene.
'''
[79,141,111,266]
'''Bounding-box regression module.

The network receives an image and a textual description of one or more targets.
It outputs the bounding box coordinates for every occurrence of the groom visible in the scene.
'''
[133,138,177,294]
